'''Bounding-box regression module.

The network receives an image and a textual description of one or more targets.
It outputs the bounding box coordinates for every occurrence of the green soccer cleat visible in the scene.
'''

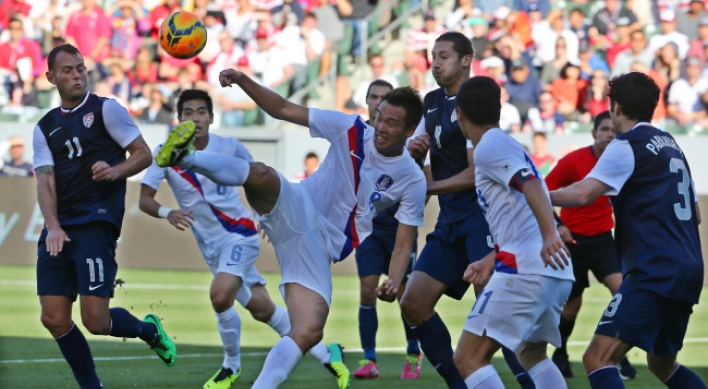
[203,367,241,389]
[143,313,177,366]
[323,343,351,389]
[155,120,196,167]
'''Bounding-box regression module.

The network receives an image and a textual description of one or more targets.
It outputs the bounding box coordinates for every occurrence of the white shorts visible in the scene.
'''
[205,235,266,307]
[463,272,572,351]
[258,173,333,306]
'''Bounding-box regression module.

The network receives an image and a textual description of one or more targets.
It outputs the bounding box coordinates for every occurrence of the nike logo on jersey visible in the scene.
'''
[427,108,438,114]
[226,262,239,266]
[49,127,62,137]
[521,169,532,177]
[88,284,103,291]
[598,320,613,326]
[350,150,362,160]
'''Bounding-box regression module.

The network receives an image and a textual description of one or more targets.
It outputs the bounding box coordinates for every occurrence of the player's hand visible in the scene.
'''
[257,223,271,243]
[541,234,571,270]
[92,161,116,182]
[375,279,398,303]
[219,69,242,87]
[46,227,70,256]
[557,225,577,245]
[167,209,194,230]
[408,134,429,160]
[463,261,493,287]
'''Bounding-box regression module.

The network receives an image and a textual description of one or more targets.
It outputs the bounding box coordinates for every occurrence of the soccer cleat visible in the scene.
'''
[401,353,422,379]
[618,356,637,380]
[353,359,379,379]
[155,120,196,167]
[323,343,351,388]
[203,367,240,389]
[143,313,177,366]
[551,348,573,378]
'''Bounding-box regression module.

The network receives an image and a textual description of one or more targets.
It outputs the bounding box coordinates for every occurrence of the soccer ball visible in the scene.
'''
[159,11,207,59]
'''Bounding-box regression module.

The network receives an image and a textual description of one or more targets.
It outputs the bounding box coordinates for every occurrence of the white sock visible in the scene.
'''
[267,305,291,337]
[181,151,250,186]
[528,357,567,389]
[464,364,505,389]
[308,342,330,365]
[252,336,303,389]
[216,308,242,372]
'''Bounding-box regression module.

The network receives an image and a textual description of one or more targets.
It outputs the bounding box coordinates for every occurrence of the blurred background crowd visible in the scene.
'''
[0,0,707,134]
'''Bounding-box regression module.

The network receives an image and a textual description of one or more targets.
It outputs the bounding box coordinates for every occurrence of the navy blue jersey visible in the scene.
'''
[423,88,484,224]
[590,125,703,303]
[36,94,128,236]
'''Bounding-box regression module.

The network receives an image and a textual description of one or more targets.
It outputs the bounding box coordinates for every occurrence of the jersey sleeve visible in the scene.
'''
[233,139,254,162]
[586,139,634,195]
[475,133,528,187]
[102,98,142,148]
[141,147,167,190]
[308,108,361,143]
[32,124,54,169]
[394,177,427,227]
[412,116,426,139]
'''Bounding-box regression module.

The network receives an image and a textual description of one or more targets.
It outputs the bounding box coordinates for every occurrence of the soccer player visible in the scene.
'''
[353,79,422,380]
[33,44,176,389]
[154,70,427,388]
[550,72,706,389]
[544,111,636,379]
[403,31,532,389]
[453,75,574,389]
[139,89,341,389]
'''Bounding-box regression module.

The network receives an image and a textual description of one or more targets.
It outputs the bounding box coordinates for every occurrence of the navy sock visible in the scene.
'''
[412,313,466,389]
[359,304,377,362]
[55,324,102,389]
[501,346,535,389]
[666,364,708,389]
[401,313,420,355]
[588,366,625,389]
[558,314,575,352]
[108,307,156,343]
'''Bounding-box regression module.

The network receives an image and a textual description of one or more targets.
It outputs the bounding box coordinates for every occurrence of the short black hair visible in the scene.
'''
[381,86,424,129]
[593,111,611,131]
[435,31,475,60]
[559,61,579,79]
[456,76,500,126]
[305,152,318,160]
[177,89,213,117]
[47,44,82,72]
[366,79,394,98]
[533,131,547,140]
[608,72,659,122]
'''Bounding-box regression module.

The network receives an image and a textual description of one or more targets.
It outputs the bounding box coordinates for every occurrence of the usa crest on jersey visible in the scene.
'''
[83,112,94,128]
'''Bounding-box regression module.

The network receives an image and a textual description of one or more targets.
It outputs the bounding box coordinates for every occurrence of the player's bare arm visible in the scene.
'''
[92,135,151,182]
[425,147,476,195]
[549,177,611,208]
[36,165,70,256]
[522,178,570,270]
[376,223,417,303]
[218,69,309,127]
[463,250,495,286]
[139,184,194,231]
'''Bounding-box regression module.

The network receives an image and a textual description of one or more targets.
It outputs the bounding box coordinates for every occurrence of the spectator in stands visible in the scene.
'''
[0,0,32,30]
[667,56,708,126]
[630,60,668,122]
[207,31,245,87]
[494,33,526,78]
[167,67,197,110]
[148,0,181,40]
[589,0,638,49]
[248,27,295,90]
[293,152,320,182]
[612,28,654,77]
[480,56,506,84]
[534,10,579,67]
[339,0,375,60]
[648,9,690,59]
[349,54,399,116]
[487,6,512,42]
[127,46,158,95]
[550,62,588,120]
[468,17,490,59]
[605,16,633,68]
[677,0,708,40]
[499,84,521,133]
[94,79,130,109]
[525,91,565,135]
[540,36,571,88]
[445,0,482,36]
[405,9,447,72]
[654,41,683,84]
[107,0,149,61]
[223,0,254,45]
[104,58,133,106]
[198,10,227,65]
[505,57,542,122]
[64,0,112,71]
[272,0,304,30]
[157,44,203,82]
[687,14,708,60]
[277,12,325,92]
[584,69,610,120]
[568,7,589,45]
[0,17,43,106]
[136,83,173,125]
[0,135,33,177]
[33,1,68,55]
[577,41,609,80]
[217,56,259,127]
[529,131,557,176]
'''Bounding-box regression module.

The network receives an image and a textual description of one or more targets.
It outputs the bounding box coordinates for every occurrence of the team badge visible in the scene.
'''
[502,161,512,172]
[83,112,94,128]
[375,175,394,192]
[451,109,457,123]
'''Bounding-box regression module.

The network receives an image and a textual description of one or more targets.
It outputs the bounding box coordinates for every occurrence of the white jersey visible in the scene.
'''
[302,108,427,261]
[142,134,259,259]
[474,129,573,280]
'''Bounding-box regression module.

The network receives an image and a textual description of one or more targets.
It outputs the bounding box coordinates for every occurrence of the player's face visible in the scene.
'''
[431,41,470,88]
[373,100,413,157]
[180,99,213,144]
[366,85,392,121]
[47,51,88,106]
[593,118,615,151]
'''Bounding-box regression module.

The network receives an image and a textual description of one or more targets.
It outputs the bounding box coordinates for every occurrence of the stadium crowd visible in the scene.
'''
[0,0,707,132]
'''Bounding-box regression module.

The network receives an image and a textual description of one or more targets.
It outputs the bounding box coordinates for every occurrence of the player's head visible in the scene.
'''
[46,44,87,105]
[366,79,394,122]
[607,72,659,130]
[373,86,423,156]
[455,76,500,144]
[177,89,214,143]
[431,32,474,88]
[592,111,615,151]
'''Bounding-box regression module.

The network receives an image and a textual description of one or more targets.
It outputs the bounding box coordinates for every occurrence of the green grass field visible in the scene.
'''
[1,264,707,389]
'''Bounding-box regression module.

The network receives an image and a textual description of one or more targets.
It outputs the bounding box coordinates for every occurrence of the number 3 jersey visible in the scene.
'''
[586,123,703,303]
[33,93,141,236]
[141,133,258,259]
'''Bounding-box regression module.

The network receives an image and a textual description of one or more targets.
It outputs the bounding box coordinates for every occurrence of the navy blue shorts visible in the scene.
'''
[413,219,493,300]
[355,230,416,280]
[37,222,118,300]
[595,275,694,357]
[568,231,622,299]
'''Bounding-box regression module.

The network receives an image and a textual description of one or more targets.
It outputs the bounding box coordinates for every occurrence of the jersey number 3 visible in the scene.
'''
[670,158,692,221]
